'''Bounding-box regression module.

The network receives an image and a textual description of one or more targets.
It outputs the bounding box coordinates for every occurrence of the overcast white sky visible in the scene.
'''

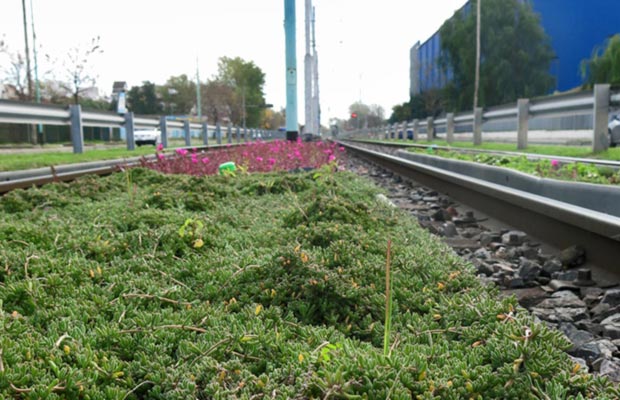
[1,0,465,124]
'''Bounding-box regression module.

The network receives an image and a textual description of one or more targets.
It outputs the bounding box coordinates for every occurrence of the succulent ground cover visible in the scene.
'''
[146,140,344,176]
[409,147,620,185]
[0,145,617,398]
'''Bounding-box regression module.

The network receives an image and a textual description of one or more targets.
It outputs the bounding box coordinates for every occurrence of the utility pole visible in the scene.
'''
[30,0,43,143]
[304,0,313,136]
[195,58,202,120]
[473,0,481,110]
[21,0,33,100]
[311,6,320,136]
[284,0,298,141]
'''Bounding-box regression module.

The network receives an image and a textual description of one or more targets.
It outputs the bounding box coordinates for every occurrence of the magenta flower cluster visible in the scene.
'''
[146,140,346,176]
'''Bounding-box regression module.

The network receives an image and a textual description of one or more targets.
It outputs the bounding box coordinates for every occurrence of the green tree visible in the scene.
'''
[348,102,385,129]
[439,0,555,111]
[388,92,441,123]
[127,81,162,115]
[215,56,266,127]
[581,34,620,87]
[200,80,237,125]
[160,74,197,116]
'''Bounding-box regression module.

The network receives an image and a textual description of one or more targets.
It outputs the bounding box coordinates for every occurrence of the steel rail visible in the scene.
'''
[339,141,620,269]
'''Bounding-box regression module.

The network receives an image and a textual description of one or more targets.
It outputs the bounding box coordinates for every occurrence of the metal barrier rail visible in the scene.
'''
[349,84,619,153]
[0,99,279,154]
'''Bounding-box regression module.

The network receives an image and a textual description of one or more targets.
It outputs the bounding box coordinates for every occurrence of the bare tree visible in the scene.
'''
[0,37,30,100]
[57,36,103,104]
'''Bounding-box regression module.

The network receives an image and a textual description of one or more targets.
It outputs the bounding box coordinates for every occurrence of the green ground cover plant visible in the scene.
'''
[0,166,616,398]
[0,147,154,172]
[383,139,620,160]
[408,146,620,185]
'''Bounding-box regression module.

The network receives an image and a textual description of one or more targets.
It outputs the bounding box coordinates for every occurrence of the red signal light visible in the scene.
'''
[351,113,358,119]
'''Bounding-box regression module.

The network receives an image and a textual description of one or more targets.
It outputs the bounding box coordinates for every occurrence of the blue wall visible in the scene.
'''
[529,0,619,91]
[413,0,620,96]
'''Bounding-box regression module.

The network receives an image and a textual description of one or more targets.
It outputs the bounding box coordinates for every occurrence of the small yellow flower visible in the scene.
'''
[572,363,581,374]
[300,252,309,263]
[255,304,263,316]
[437,282,446,291]
[193,238,204,248]
[63,345,71,355]
[298,353,304,363]
[89,269,95,278]
[433,314,442,321]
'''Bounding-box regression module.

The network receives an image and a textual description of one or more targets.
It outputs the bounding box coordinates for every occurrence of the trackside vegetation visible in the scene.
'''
[0,167,617,398]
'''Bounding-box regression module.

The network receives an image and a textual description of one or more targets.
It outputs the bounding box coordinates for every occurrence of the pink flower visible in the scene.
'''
[157,153,165,161]
[551,159,559,168]
[328,155,336,162]
[339,147,345,152]
[157,143,164,151]
[201,157,210,164]
[268,158,276,165]
[176,148,188,157]
[242,151,249,157]
[191,154,198,164]
[256,156,263,162]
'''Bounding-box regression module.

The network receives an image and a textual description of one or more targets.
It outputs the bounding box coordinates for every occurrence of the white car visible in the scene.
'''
[610,115,620,148]
[134,129,161,146]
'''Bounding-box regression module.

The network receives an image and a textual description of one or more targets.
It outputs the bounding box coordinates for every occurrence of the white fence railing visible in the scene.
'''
[347,84,619,153]
[0,100,281,153]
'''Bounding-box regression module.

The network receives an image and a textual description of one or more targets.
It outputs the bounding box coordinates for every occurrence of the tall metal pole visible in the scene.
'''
[311,6,320,136]
[473,0,481,111]
[30,0,43,142]
[195,58,202,119]
[304,0,313,135]
[284,0,299,141]
[21,0,33,99]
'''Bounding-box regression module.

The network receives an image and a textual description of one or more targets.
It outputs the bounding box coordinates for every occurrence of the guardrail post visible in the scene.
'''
[243,127,248,142]
[413,119,419,141]
[236,126,240,143]
[473,107,483,146]
[183,120,191,146]
[427,117,434,141]
[227,123,232,144]
[159,116,168,148]
[517,99,529,150]
[446,113,455,145]
[69,104,84,154]
[593,84,611,153]
[125,112,135,151]
[216,122,222,145]
[202,122,209,146]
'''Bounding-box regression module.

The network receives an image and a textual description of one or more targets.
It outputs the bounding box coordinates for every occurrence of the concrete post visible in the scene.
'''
[473,107,483,146]
[446,113,455,145]
[236,126,240,143]
[413,119,419,141]
[69,104,84,154]
[202,122,209,146]
[183,121,191,146]
[243,127,248,142]
[125,112,135,151]
[426,117,434,141]
[225,123,231,144]
[593,84,611,153]
[159,116,168,148]
[216,122,222,145]
[517,99,529,150]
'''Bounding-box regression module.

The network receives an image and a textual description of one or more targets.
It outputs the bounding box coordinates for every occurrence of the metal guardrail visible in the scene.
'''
[348,84,619,153]
[0,99,278,154]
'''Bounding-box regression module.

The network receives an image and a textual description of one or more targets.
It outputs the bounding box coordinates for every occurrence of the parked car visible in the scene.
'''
[610,115,620,147]
[134,129,161,146]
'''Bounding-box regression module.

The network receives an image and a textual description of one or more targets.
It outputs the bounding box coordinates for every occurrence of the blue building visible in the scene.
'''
[410,0,620,97]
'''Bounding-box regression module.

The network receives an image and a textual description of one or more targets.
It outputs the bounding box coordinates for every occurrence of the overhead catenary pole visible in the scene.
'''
[311,6,320,136]
[284,0,299,141]
[473,0,481,112]
[196,57,202,120]
[21,0,33,99]
[304,0,313,136]
[29,0,43,143]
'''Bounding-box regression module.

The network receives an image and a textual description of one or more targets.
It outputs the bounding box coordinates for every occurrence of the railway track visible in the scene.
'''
[338,140,620,273]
